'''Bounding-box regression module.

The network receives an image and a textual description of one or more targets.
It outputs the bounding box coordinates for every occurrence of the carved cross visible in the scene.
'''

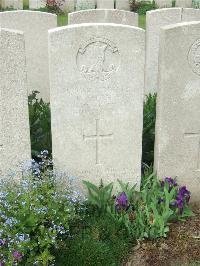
[83,119,113,165]
[184,130,200,171]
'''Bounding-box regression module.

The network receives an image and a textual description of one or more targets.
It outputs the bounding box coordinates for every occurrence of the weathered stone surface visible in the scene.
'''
[116,0,130,10]
[0,11,57,102]
[182,7,200,21]
[175,0,192,7]
[1,0,23,9]
[60,0,75,13]
[97,0,114,9]
[49,23,145,190]
[76,0,96,10]
[69,9,138,26]
[145,8,182,94]
[145,8,200,94]
[0,28,31,178]
[155,0,172,8]
[154,21,200,202]
[29,0,46,9]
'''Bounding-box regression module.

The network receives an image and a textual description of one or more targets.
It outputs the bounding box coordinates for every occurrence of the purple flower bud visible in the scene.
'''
[115,192,129,212]
[13,251,23,261]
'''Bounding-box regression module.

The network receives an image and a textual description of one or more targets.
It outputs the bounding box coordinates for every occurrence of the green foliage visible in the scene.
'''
[130,0,157,15]
[83,175,193,240]
[0,155,83,265]
[55,215,131,266]
[142,94,157,166]
[28,91,52,158]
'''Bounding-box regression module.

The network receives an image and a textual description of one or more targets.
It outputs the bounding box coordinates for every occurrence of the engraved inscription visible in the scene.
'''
[184,131,200,171]
[77,37,120,81]
[83,119,113,165]
[188,39,200,76]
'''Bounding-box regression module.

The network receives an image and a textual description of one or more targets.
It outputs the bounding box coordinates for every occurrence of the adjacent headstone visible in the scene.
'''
[0,11,57,102]
[69,9,138,27]
[29,0,46,9]
[175,0,192,8]
[97,0,114,9]
[76,0,96,10]
[49,23,145,190]
[0,28,31,177]
[145,8,182,94]
[182,8,200,21]
[1,0,23,9]
[116,0,130,10]
[155,0,172,8]
[155,21,200,202]
[145,8,200,94]
[60,0,75,13]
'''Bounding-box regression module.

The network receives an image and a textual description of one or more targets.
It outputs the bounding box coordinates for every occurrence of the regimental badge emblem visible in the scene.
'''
[188,39,200,76]
[77,37,120,81]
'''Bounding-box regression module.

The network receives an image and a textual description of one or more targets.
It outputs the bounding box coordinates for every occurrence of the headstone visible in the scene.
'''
[29,0,46,9]
[1,0,23,9]
[49,23,145,190]
[145,8,200,94]
[116,0,130,10]
[182,8,200,21]
[155,21,200,202]
[97,0,114,9]
[76,0,96,10]
[60,0,75,13]
[145,8,182,94]
[175,0,192,8]
[155,0,172,8]
[69,9,138,27]
[0,28,31,177]
[0,11,57,102]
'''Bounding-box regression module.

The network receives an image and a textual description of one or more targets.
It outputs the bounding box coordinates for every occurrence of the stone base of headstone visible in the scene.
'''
[2,0,23,9]
[76,0,95,10]
[155,0,172,8]
[116,0,130,10]
[29,0,46,9]
[175,0,192,7]
[97,0,114,9]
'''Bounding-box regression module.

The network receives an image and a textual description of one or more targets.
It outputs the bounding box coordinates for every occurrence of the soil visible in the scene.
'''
[125,204,200,266]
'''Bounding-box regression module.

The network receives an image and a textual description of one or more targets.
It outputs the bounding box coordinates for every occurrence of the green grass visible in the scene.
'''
[57,14,68,26]
[139,14,146,29]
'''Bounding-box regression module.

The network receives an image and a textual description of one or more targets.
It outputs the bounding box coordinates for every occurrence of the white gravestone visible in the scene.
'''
[155,0,172,8]
[154,21,200,202]
[175,0,192,8]
[29,0,46,9]
[0,28,31,178]
[145,8,200,94]
[60,0,75,13]
[145,8,182,94]
[0,11,57,102]
[97,0,114,9]
[1,0,23,9]
[182,8,200,21]
[76,0,96,10]
[69,9,138,27]
[116,0,130,10]
[49,23,145,190]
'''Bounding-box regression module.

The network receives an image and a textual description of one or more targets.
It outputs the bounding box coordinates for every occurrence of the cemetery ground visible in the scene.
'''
[0,4,199,266]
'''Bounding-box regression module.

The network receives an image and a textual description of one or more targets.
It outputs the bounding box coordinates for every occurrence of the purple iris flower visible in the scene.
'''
[178,186,190,204]
[13,251,23,261]
[0,239,5,246]
[115,192,129,212]
[160,177,177,192]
